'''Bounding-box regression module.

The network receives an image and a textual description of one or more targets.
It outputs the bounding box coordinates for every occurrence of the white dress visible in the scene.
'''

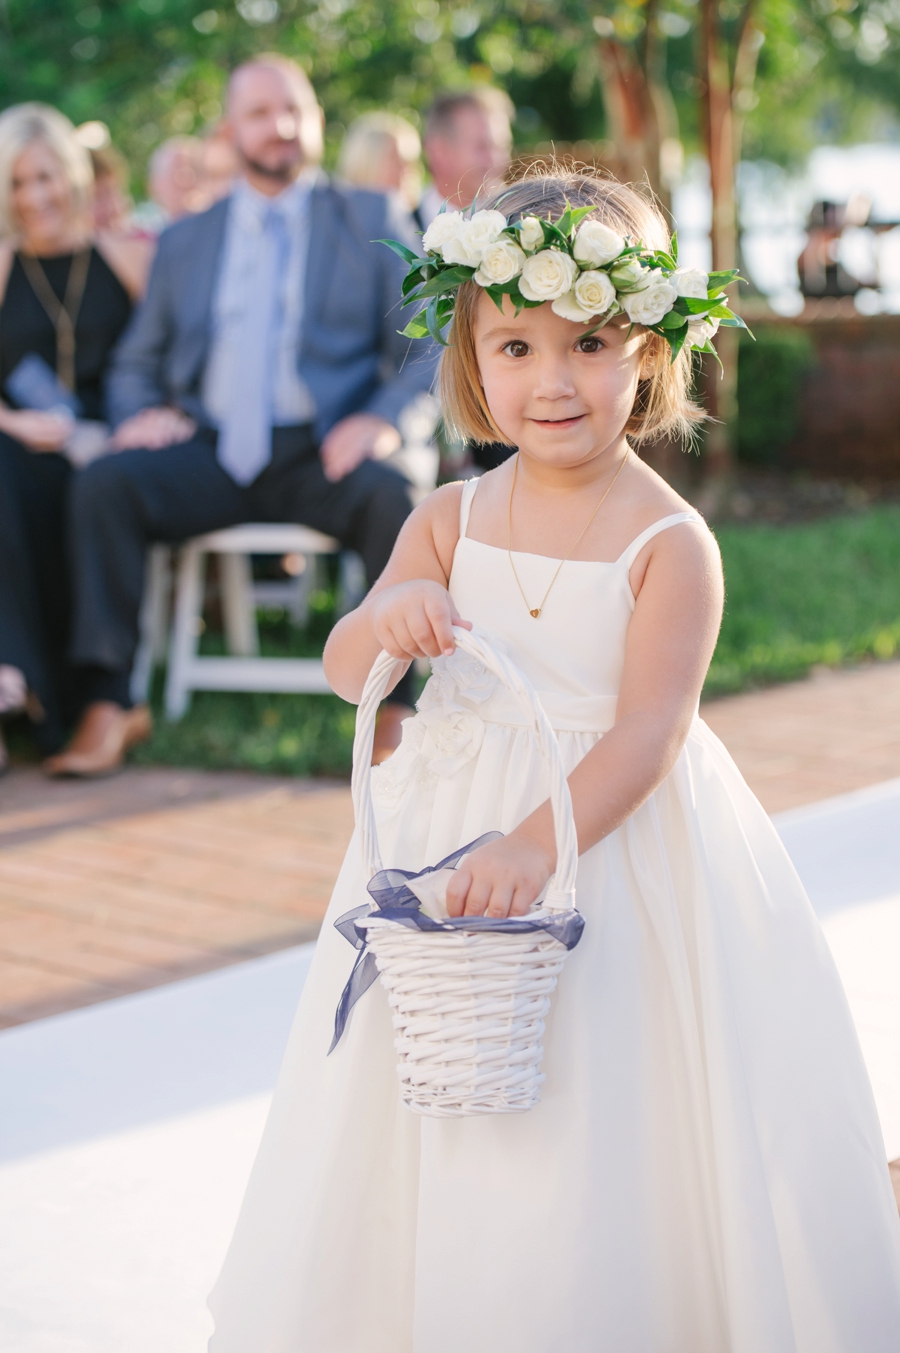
[209,478,900,1353]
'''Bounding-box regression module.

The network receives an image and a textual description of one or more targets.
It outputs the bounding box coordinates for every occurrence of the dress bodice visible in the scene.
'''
[446,475,699,733]
[0,248,131,421]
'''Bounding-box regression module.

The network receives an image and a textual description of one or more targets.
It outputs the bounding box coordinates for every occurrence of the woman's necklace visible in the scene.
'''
[506,448,630,618]
[18,246,92,392]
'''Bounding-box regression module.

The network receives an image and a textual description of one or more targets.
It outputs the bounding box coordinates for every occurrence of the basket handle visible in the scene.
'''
[351,627,579,913]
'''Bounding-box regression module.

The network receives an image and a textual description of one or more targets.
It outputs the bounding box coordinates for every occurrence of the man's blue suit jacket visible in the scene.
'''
[107,175,438,441]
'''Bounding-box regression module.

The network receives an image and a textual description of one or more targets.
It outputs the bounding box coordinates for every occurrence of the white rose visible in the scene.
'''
[422,211,465,256]
[518,216,545,252]
[441,208,508,266]
[573,220,626,267]
[573,268,617,314]
[518,248,578,302]
[608,256,649,291]
[673,267,710,299]
[685,315,721,349]
[474,237,526,286]
[622,275,679,326]
[551,289,593,322]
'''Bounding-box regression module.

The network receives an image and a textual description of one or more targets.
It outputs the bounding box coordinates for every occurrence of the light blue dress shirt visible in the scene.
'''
[202,174,317,429]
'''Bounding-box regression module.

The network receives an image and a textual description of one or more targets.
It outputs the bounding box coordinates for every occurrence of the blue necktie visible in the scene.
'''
[217,204,290,486]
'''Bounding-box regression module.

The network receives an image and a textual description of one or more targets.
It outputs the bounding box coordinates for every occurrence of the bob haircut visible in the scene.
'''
[0,103,94,239]
[337,112,421,189]
[440,166,706,449]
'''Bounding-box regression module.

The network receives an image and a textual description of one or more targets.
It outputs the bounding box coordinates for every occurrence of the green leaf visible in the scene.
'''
[377,238,419,266]
[400,312,431,340]
[412,266,475,301]
[666,324,689,362]
[485,284,507,313]
[671,231,679,264]
[660,310,688,330]
[676,296,720,315]
[707,269,739,288]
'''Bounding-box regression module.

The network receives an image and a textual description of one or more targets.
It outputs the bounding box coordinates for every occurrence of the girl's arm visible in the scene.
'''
[323,483,471,702]
[446,520,724,918]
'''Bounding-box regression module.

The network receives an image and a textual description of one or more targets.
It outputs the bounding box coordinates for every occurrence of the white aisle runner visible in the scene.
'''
[1,780,899,1353]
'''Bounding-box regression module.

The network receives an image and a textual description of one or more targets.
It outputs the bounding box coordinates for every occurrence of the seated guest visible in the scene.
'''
[146,135,202,226]
[422,89,515,474]
[419,87,513,227]
[337,112,423,215]
[194,125,240,210]
[48,55,438,777]
[0,103,151,770]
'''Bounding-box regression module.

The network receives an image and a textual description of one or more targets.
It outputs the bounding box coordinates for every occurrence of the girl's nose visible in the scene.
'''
[531,358,577,401]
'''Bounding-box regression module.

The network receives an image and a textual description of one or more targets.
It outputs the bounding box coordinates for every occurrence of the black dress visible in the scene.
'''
[0,248,131,752]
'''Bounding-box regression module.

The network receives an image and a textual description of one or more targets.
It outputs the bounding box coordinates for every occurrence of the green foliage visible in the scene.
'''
[4,0,900,190]
[708,507,900,694]
[736,326,817,466]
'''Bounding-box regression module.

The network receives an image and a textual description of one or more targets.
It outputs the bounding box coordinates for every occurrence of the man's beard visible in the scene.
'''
[238,146,302,184]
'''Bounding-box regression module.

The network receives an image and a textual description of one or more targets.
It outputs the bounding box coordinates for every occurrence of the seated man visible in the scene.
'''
[49,54,437,776]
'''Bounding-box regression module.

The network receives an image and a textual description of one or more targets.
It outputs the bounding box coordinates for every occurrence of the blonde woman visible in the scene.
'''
[336,111,422,215]
[0,103,152,770]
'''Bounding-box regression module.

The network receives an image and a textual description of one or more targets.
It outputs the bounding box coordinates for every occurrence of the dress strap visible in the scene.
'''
[617,512,702,570]
[458,476,480,540]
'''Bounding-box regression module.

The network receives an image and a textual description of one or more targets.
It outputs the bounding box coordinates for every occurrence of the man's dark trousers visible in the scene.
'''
[68,425,414,706]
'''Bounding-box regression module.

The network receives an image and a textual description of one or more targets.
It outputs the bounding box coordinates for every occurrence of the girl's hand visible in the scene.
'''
[0,408,71,452]
[445,834,555,920]
[370,580,472,660]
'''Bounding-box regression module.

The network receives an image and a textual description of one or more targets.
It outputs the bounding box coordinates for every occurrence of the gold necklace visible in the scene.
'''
[18,247,92,392]
[506,449,630,618]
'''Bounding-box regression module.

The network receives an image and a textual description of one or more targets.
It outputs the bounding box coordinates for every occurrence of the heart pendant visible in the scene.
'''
[529,608,541,618]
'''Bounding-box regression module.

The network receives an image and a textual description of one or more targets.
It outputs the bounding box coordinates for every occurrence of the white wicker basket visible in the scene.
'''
[351,629,581,1118]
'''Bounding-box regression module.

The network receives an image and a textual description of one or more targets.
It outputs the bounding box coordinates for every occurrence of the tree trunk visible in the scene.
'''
[698,0,739,489]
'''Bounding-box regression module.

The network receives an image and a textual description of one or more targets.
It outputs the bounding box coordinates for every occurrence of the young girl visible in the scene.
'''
[209,171,900,1352]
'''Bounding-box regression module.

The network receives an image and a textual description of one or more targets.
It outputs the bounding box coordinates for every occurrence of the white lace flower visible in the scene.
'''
[518,216,545,252]
[622,274,679,326]
[422,211,465,256]
[519,248,578,302]
[608,257,649,292]
[474,238,526,286]
[419,708,486,778]
[673,267,710,299]
[573,220,625,267]
[685,315,721,349]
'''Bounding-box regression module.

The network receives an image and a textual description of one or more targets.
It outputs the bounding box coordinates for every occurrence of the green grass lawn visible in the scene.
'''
[132,506,900,777]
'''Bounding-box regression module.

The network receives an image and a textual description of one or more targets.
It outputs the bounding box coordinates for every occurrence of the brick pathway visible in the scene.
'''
[1,658,898,1031]
[0,768,353,1029]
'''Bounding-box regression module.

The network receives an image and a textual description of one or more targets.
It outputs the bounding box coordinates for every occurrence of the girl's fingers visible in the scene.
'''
[448,603,473,634]
[408,610,444,659]
[462,876,493,917]
[425,601,457,657]
[509,886,534,917]
[445,866,471,918]
[485,884,514,919]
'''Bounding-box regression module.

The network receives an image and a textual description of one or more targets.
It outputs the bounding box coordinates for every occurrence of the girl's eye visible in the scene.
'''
[503,340,530,358]
[575,336,604,354]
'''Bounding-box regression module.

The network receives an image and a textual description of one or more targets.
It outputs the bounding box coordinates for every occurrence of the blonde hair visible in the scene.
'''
[440,167,705,449]
[337,112,421,189]
[0,103,93,238]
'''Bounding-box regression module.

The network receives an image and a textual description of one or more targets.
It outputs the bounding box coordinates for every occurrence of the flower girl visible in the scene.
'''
[209,170,900,1352]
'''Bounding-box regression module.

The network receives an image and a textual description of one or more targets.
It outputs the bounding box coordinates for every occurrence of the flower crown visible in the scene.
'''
[382,202,747,359]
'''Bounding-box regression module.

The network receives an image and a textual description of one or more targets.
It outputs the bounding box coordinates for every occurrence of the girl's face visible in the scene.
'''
[11,140,77,251]
[473,291,645,468]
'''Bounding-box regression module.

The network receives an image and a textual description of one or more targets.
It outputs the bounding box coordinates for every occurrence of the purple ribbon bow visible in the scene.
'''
[329,832,585,1053]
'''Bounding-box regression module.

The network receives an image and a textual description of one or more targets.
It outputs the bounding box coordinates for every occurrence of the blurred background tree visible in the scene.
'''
[3,0,900,188]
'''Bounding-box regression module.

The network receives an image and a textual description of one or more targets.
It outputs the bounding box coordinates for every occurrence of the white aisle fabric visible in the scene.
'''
[0,785,899,1352]
[208,480,900,1353]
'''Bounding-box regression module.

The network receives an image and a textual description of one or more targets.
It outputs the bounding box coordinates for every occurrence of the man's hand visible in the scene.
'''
[112,406,196,451]
[0,408,72,452]
[319,412,401,483]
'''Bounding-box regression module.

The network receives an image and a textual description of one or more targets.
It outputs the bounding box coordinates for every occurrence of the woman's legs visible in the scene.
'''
[0,433,73,753]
